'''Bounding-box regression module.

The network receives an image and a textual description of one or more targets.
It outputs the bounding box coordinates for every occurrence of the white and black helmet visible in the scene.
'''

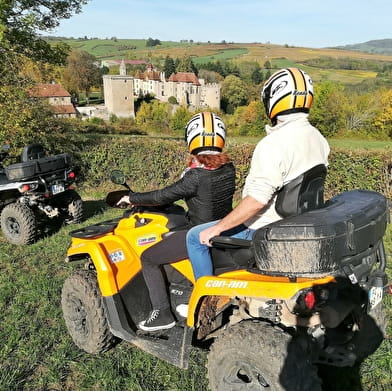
[185,112,226,155]
[261,68,314,124]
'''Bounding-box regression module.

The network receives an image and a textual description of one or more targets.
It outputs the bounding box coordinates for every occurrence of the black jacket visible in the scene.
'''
[129,163,235,226]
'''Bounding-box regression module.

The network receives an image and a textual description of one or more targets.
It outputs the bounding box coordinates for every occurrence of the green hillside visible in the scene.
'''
[46,37,392,64]
[45,37,191,59]
[334,39,392,55]
[45,37,392,86]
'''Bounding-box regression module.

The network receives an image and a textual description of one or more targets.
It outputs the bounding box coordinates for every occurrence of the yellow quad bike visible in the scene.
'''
[61,167,391,391]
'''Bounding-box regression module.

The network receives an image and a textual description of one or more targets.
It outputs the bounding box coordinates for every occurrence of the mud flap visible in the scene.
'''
[104,294,193,369]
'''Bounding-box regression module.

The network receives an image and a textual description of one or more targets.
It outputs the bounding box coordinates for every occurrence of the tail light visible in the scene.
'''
[19,183,38,193]
[20,184,31,193]
[295,287,329,315]
[389,285,392,295]
[304,290,316,309]
[68,171,75,180]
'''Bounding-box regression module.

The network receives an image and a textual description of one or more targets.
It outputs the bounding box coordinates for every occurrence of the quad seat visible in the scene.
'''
[211,165,328,275]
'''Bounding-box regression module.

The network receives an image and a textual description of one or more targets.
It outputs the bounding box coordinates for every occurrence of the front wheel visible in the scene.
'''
[0,203,36,245]
[61,270,117,354]
[207,321,321,391]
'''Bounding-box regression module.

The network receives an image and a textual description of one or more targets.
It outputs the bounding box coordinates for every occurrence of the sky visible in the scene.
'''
[46,0,392,48]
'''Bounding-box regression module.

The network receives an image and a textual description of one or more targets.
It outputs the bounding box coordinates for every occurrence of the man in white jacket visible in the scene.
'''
[186,68,330,280]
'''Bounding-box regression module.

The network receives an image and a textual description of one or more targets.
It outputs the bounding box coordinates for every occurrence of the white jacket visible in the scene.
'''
[243,113,330,230]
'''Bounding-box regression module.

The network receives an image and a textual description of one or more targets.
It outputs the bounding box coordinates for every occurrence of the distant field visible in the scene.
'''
[192,48,249,64]
[48,37,392,63]
[48,38,193,59]
[46,38,392,84]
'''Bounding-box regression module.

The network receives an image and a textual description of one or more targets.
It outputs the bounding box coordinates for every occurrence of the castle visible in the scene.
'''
[102,60,221,118]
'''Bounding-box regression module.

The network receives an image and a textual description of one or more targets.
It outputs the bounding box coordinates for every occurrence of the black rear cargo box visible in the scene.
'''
[252,190,389,279]
[5,153,71,181]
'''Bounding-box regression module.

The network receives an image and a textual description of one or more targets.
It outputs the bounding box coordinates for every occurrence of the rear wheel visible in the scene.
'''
[317,304,387,390]
[55,189,83,224]
[0,203,36,245]
[350,303,387,361]
[61,270,117,354]
[207,321,321,391]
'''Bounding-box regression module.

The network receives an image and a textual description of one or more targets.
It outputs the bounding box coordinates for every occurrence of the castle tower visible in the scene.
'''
[119,59,126,76]
[103,69,134,118]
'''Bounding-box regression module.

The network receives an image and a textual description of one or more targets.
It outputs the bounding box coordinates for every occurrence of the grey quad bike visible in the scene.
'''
[0,143,83,245]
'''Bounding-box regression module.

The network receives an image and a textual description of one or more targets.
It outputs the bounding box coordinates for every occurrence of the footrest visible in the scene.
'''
[69,218,120,238]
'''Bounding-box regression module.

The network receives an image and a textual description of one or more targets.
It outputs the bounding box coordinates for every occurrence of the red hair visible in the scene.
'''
[187,152,231,169]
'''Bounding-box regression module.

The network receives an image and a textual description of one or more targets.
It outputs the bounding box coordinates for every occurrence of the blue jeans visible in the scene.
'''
[186,221,255,280]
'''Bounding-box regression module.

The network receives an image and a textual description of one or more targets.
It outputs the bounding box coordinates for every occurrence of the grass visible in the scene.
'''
[0,187,391,391]
[0,202,209,391]
[227,137,392,151]
[328,138,392,151]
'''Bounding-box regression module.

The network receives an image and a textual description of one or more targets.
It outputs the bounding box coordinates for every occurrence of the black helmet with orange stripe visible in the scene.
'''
[261,68,313,125]
[185,112,226,155]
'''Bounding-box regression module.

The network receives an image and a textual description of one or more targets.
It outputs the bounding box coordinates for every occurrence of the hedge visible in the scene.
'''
[75,136,392,201]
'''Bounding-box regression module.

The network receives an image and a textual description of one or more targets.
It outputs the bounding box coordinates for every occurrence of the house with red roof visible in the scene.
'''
[30,84,78,118]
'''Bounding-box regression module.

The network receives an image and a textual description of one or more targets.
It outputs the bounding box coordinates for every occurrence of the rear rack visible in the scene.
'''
[69,218,121,238]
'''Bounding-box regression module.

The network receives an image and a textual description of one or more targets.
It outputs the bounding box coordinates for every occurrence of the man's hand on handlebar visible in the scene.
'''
[116,195,132,209]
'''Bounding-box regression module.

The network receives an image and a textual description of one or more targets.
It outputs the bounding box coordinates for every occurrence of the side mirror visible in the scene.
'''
[110,170,131,191]
[110,170,126,185]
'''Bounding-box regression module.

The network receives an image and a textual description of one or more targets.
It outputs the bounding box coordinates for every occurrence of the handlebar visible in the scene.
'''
[105,190,131,208]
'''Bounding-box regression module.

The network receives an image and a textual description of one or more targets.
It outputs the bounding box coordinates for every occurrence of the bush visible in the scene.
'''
[77,136,392,202]
[170,106,193,135]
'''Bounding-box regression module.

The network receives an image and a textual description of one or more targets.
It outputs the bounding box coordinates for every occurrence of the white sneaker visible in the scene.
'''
[176,304,189,318]
[138,308,176,332]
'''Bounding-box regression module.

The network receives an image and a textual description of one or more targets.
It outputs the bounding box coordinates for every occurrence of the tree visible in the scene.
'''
[176,55,197,74]
[197,69,223,84]
[251,67,263,85]
[372,89,392,138]
[237,61,262,84]
[221,75,249,114]
[343,93,375,135]
[170,106,193,134]
[163,56,176,78]
[309,80,346,137]
[135,100,170,133]
[146,37,161,47]
[225,100,266,136]
[61,50,102,103]
[221,61,240,78]
[0,1,89,155]
[0,84,87,154]
[168,96,178,104]
[0,0,87,64]
[198,61,225,77]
